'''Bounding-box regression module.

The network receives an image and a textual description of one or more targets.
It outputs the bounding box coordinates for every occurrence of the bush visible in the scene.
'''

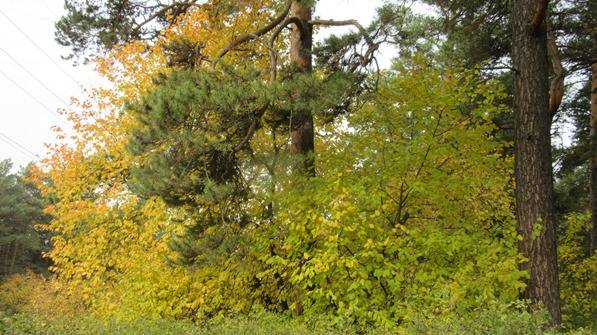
[558,212,597,330]
[0,272,84,318]
[0,311,357,335]
[404,302,556,334]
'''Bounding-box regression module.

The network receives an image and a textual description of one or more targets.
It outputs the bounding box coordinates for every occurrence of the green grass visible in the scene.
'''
[0,312,355,335]
[1,309,594,335]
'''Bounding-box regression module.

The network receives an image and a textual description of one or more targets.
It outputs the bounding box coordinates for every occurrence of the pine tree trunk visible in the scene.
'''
[9,240,18,275]
[590,35,597,256]
[0,245,6,276]
[289,0,315,176]
[512,0,561,325]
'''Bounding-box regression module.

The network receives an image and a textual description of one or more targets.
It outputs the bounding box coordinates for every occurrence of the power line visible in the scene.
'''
[0,133,37,160]
[0,47,71,108]
[0,135,34,159]
[0,68,69,126]
[40,0,58,17]
[0,7,81,88]
[0,132,37,158]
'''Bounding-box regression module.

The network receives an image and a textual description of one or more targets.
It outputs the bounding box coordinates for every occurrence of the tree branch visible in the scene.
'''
[232,103,270,153]
[311,18,379,73]
[309,19,374,46]
[133,1,199,35]
[212,0,293,68]
[530,0,549,33]
[547,30,565,118]
[269,16,302,81]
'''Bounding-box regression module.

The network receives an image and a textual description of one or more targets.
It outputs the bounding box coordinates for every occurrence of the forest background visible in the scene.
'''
[0,0,595,334]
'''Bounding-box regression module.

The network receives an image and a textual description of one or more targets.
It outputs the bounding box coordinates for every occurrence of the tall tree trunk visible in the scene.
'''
[590,32,597,256]
[287,2,314,315]
[9,240,18,275]
[1,245,6,276]
[289,0,315,175]
[512,0,561,325]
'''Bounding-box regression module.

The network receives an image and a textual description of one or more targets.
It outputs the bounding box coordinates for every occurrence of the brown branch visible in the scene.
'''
[547,30,565,118]
[530,0,549,33]
[232,103,270,153]
[309,19,374,46]
[133,1,199,34]
[311,18,380,73]
[233,119,258,153]
[269,16,302,81]
[212,0,292,68]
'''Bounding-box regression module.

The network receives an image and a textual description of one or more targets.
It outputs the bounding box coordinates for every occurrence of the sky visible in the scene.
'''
[0,0,424,172]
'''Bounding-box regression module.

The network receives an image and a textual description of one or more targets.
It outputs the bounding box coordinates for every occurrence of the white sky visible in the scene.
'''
[0,0,417,171]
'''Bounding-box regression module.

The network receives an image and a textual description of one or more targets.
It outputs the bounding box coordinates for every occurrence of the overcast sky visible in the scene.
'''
[0,0,424,171]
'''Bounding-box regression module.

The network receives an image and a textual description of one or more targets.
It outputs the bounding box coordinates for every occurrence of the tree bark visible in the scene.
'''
[590,33,597,256]
[512,0,561,326]
[289,0,315,175]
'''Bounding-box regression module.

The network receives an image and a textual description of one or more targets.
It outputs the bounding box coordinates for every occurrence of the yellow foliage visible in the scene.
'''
[558,212,597,329]
[28,1,284,321]
[0,272,85,319]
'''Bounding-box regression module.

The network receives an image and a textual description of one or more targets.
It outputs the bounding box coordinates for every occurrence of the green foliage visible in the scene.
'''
[126,65,354,207]
[31,0,594,331]
[558,212,597,329]
[55,0,194,62]
[127,68,269,207]
[427,0,510,66]
[404,301,594,335]
[553,82,591,218]
[254,62,523,328]
[37,59,531,328]
[0,311,359,335]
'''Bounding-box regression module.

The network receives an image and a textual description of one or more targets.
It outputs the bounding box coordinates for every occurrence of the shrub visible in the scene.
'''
[0,307,594,335]
[558,212,597,330]
[0,272,84,318]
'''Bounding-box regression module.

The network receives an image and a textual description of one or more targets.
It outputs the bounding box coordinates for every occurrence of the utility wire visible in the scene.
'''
[40,0,58,17]
[0,7,81,88]
[0,68,69,126]
[0,47,71,108]
[0,132,37,158]
[0,133,37,160]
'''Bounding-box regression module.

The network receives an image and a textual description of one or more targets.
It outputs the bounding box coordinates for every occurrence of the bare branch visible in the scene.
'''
[213,0,293,68]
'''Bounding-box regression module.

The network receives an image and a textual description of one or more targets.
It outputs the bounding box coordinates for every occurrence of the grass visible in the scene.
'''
[1,309,594,335]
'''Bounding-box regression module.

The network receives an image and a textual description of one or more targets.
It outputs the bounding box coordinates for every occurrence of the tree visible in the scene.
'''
[55,0,201,63]
[257,62,523,326]
[58,0,383,176]
[511,0,561,325]
[418,0,597,325]
[590,4,597,256]
[0,160,48,277]
[288,0,315,174]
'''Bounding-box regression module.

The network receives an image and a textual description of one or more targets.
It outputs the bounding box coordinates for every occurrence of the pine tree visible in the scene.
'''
[0,160,49,277]
[512,0,561,325]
